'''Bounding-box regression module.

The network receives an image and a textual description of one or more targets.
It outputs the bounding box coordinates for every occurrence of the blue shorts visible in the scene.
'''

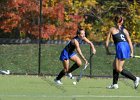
[59,49,76,61]
[115,42,130,60]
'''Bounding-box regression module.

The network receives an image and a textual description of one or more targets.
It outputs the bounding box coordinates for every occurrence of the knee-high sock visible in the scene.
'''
[113,69,119,84]
[68,63,79,73]
[56,70,65,80]
[121,69,136,81]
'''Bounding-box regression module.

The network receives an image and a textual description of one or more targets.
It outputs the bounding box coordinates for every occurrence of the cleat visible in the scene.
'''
[134,77,140,89]
[107,84,119,89]
[67,73,75,79]
[54,79,63,85]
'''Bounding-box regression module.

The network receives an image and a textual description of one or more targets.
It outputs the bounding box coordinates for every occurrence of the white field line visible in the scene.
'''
[0,94,140,98]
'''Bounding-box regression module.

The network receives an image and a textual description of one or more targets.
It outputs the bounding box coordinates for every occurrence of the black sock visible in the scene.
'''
[56,70,65,80]
[113,69,119,84]
[121,69,136,81]
[68,63,79,73]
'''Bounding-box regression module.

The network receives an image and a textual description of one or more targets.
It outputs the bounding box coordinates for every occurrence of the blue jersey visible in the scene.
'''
[112,27,127,45]
[64,36,83,53]
[60,36,83,61]
[112,27,130,59]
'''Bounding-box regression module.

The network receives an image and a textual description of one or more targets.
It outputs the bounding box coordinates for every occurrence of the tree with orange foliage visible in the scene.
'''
[0,0,83,40]
[0,0,39,38]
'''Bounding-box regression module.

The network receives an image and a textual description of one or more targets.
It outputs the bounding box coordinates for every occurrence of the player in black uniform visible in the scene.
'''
[54,29,96,85]
[105,15,140,89]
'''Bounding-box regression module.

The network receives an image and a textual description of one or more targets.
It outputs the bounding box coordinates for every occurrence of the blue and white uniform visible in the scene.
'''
[60,36,83,61]
[112,27,130,59]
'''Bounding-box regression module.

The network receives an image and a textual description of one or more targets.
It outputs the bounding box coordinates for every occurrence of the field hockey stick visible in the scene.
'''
[130,55,140,59]
[76,54,94,82]
[132,55,140,59]
[76,63,89,82]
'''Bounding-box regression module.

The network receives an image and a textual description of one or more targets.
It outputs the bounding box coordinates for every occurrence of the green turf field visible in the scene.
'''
[0,75,140,100]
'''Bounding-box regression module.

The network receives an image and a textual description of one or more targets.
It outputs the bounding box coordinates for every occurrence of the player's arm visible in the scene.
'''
[82,37,96,54]
[123,29,134,57]
[74,39,88,64]
[105,28,112,55]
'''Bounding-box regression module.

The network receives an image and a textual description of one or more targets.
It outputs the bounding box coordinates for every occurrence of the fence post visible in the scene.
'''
[38,0,42,75]
[90,46,93,78]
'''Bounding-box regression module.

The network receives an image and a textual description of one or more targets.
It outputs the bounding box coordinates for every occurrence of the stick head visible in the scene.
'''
[83,63,89,70]
[76,78,80,82]
[134,55,140,58]
[131,55,140,59]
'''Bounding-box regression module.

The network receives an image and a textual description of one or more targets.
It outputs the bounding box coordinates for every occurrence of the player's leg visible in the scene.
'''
[117,59,139,89]
[108,58,134,89]
[117,59,136,80]
[54,60,69,84]
[54,49,70,84]
[66,55,82,79]
[113,59,119,85]
[69,55,82,72]
[107,59,119,89]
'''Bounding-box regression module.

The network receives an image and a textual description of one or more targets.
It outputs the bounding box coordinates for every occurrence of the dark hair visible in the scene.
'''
[76,29,84,35]
[76,29,80,35]
[114,15,123,23]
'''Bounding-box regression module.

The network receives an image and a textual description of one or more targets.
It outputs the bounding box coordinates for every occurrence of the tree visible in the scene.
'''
[0,0,40,38]
[0,0,140,43]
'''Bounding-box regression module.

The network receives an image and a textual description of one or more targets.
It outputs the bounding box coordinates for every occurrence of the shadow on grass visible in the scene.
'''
[40,75,67,93]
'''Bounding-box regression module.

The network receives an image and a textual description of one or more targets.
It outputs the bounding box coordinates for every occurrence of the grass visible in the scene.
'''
[0,75,140,100]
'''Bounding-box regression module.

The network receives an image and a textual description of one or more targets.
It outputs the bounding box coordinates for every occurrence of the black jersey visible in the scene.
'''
[112,27,127,44]
[64,36,83,53]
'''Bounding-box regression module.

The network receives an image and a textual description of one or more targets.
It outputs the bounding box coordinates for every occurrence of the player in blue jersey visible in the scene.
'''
[105,15,140,89]
[54,28,96,85]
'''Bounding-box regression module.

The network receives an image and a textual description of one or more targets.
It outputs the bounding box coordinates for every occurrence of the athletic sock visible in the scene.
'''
[120,69,136,81]
[113,69,119,84]
[56,70,65,80]
[68,63,79,73]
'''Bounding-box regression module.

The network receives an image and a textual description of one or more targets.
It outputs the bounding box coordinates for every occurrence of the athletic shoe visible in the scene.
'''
[107,84,119,89]
[134,77,140,89]
[54,79,63,85]
[67,73,75,79]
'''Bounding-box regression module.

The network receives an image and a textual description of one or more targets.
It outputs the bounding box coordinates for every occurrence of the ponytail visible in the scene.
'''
[114,15,123,23]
